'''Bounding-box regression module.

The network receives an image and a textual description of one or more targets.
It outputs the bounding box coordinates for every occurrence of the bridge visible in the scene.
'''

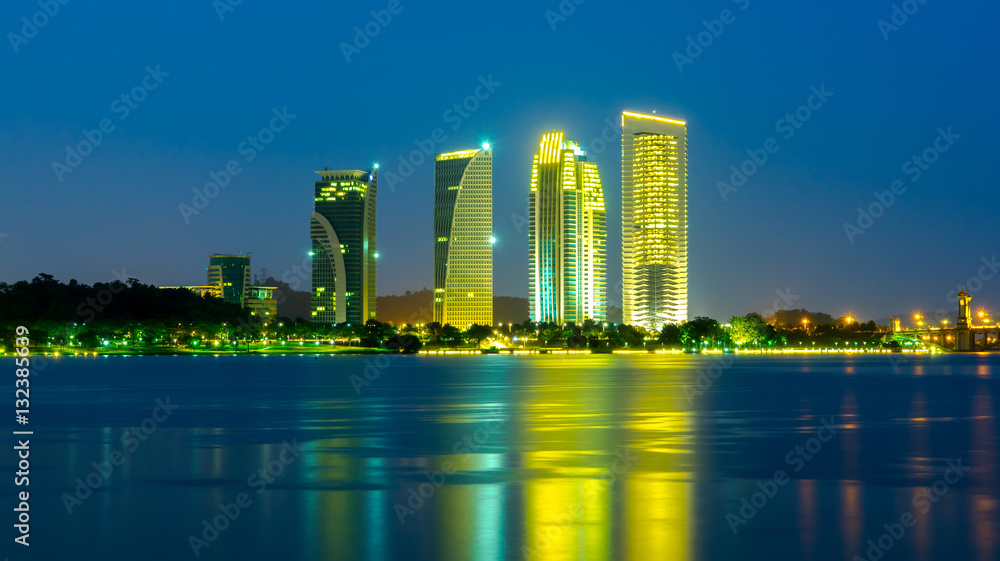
[890,289,1000,352]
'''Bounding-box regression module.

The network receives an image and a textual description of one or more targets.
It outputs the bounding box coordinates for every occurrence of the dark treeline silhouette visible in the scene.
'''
[0,275,887,352]
[0,274,248,324]
[0,274,249,347]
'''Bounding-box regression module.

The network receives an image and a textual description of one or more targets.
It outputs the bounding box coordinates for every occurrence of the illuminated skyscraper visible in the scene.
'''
[622,111,688,329]
[207,254,251,306]
[433,145,494,328]
[529,132,606,324]
[311,168,377,325]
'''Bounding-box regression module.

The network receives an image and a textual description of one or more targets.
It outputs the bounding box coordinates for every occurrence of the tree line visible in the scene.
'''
[0,275,886,352]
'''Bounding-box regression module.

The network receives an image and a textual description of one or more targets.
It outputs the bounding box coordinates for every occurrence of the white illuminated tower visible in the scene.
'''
[622,111,688,329]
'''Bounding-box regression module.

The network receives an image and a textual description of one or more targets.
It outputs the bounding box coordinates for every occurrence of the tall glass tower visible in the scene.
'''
[529,132,606,325]
[621,111,688,329]
[207,254,251,306]
[433,145,493,328]
[311,168,377,325]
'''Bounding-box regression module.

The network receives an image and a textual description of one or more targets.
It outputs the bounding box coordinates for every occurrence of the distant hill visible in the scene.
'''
[257,279,530,326]
[378,289,435,325]
[259,277,311,321]
[257,278,879,330]
[607,305,623,325]
[378,289,530,326]
[494,296,529,325]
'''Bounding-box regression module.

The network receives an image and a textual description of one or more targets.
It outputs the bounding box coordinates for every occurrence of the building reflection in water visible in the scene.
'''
[518,357,693,560]
[521,359,614,561]
[970,382,998,561]
[909,390,931,561]
[160,354,996,561]
[623,358,691,560]
[839,389,863,558]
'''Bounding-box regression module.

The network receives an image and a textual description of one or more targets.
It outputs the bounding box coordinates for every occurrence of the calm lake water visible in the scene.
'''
[14,353,1000,560]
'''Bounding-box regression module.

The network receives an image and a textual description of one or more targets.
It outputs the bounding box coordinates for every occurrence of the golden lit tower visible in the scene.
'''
[529,132,606,324]
[433,145,494,328]
[622,111,688,329]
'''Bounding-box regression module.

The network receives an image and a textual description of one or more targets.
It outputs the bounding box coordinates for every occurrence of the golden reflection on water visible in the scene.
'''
[521,359,615,561]
[204,355,998,561]
[517,357,693,560]
[436,483,505,561]
[624,359,691,560]
[312,437,364,560]
[41,353,1000,561]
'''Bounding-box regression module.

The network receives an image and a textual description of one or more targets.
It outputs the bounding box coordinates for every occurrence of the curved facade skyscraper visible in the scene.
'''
[529,132,606,325]
[311,168,377,325]
[207,254,251,306]
[621,111,688,329]
[433,146,493,328]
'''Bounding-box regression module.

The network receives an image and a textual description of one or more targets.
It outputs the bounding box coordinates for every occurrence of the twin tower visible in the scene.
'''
[310,111,688,331]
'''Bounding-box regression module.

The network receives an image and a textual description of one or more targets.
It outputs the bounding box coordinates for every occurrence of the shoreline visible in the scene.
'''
[3,347,952,358]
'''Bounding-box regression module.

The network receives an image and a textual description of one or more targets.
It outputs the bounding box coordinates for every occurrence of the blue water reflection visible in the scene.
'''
[23,353,1000,560]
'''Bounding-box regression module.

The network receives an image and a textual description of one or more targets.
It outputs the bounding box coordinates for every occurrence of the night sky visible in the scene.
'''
[3,0,998,322]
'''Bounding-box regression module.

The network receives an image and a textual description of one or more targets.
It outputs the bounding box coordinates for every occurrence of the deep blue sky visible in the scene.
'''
[3,0,998,322]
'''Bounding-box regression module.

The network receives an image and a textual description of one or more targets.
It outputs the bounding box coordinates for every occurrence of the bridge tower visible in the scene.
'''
[956,289,972,351]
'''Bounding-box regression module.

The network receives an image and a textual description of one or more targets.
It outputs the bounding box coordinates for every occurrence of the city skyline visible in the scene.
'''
[6,4,1000,561]
[3,2,997,323]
